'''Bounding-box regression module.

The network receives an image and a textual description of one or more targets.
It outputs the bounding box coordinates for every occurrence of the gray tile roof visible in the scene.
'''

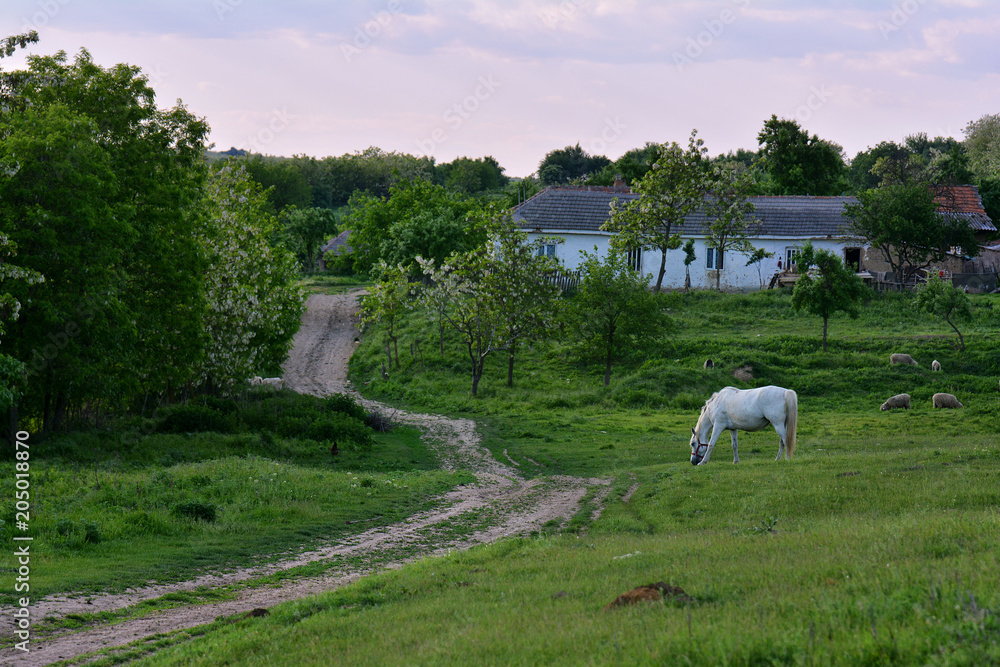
[512,186,996,238]
[512,186,857,238]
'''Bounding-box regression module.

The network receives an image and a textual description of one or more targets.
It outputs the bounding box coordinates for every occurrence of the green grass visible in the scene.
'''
[298,273,369,294]
[13,289,1000,665]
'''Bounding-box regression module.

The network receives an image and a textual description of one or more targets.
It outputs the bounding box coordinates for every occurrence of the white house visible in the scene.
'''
[512,185,861,291]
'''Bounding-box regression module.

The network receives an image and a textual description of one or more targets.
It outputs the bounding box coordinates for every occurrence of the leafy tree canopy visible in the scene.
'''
[791,242,868,351]
[757,115,847,195]
[538,143,611,185]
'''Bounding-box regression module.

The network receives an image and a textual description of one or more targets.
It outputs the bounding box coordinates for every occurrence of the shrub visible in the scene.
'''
[324,393,367,422]
[158,405,235,434]
[55,518,75,536]
[172,501,217,523]
[83,521,101,544]
[307,414,374,450]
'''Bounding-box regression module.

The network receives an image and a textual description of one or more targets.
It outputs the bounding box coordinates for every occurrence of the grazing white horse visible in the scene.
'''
[689,386,798,465]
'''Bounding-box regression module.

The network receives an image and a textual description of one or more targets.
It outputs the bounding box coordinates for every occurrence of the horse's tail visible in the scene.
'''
[784,389,798,458]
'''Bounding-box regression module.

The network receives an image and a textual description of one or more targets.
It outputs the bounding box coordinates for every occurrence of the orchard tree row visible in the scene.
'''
[0,34,303,436]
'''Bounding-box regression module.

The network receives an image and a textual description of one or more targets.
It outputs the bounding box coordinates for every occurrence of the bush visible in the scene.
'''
[324,393,367,422]
[158,405,235,434]
[172,501,217,523]
[307,413,374,450]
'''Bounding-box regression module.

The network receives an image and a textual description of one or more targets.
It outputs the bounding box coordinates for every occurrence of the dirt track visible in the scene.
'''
[1,291,611,666]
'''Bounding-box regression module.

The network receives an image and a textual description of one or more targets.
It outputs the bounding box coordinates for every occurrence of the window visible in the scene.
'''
[844,247,861,272]
[536,244,556,258]
[706,247,724,270]
[626,248,643,272]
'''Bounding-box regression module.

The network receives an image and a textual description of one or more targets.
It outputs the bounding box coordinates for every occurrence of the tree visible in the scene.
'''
[280,206,339,270]
[963,113,1000,179]
[682,238,696,291]
[437,156,508,194]
[602,130,710,292]
[844,183,979,285]
[343,179,486,274]
[791,243,867,351]
[538,143,611,185]
[573,248,668,386]
[745,246,775,290]
[360,262,412,370]
[198,164,304,390]
[914,274,972,351]
[487,214,563,387]
[239,155,314,213]
[417,253,499,397]
[1,46,209,427]
[757,115,847,195]
[703,167,758,290]
[587,143,660,186]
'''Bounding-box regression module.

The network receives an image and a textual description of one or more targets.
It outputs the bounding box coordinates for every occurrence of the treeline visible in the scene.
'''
[0,34,302,436]
[537,115,1000,223]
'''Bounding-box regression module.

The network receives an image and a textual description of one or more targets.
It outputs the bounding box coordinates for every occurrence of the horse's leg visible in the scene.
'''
[731,430,740,463]
[773,422,787,461]
[699,426,726,465]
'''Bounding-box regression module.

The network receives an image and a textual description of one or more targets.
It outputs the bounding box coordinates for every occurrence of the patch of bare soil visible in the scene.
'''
[1,291,611,666]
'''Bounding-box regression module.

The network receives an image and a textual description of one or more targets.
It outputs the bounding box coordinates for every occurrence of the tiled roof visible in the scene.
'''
[512,187,857,238]
[321,229,352,255]
[512,185,997,237]
[934,185,995,232]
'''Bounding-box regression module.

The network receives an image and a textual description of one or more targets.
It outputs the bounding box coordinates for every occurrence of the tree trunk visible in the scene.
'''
[822,316,829,351]
[685,268,691,292]
[507,352,515,388]
[656,250,666,293]
[946,315,965,351]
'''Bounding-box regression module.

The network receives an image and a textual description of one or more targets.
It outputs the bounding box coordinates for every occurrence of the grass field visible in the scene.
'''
[11,288,1000,665]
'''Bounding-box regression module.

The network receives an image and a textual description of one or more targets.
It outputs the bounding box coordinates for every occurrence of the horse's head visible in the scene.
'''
[689,427,709,465]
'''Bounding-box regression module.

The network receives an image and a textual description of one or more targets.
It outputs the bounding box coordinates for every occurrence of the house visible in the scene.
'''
[512,185,857,291]
[512,184,996,292]
[317,229,352,271]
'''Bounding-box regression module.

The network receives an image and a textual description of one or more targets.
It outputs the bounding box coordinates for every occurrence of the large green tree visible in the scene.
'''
[538,143,611,185]
[757,115,847,195]
[0,47,209,428]
[791,243,868,351]
[963,113,1000,179]
[199,164,304,390]
[602,130,710,292]
[344,179,486,274]
[280,206,339,271]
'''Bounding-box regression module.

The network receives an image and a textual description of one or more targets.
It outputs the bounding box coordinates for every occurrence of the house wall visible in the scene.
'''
[528,231,847,291]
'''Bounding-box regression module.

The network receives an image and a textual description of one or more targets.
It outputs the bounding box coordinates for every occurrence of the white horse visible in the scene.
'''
[689,386,798,465]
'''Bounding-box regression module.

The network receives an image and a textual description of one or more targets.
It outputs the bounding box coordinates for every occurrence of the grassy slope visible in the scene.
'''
[62,290,1000,664]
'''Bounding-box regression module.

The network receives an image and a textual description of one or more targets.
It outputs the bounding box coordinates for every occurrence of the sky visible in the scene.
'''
[4,0,999,177]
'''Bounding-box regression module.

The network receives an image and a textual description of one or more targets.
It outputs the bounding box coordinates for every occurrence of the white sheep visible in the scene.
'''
[249,376,263,386]
[932,393,963,409]
[880,393,911,411]
[260,377,284,389]
[890,353,918,366]
[931,360,942,372]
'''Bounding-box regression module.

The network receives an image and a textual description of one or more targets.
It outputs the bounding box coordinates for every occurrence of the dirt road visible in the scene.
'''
[1,291,610,666]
